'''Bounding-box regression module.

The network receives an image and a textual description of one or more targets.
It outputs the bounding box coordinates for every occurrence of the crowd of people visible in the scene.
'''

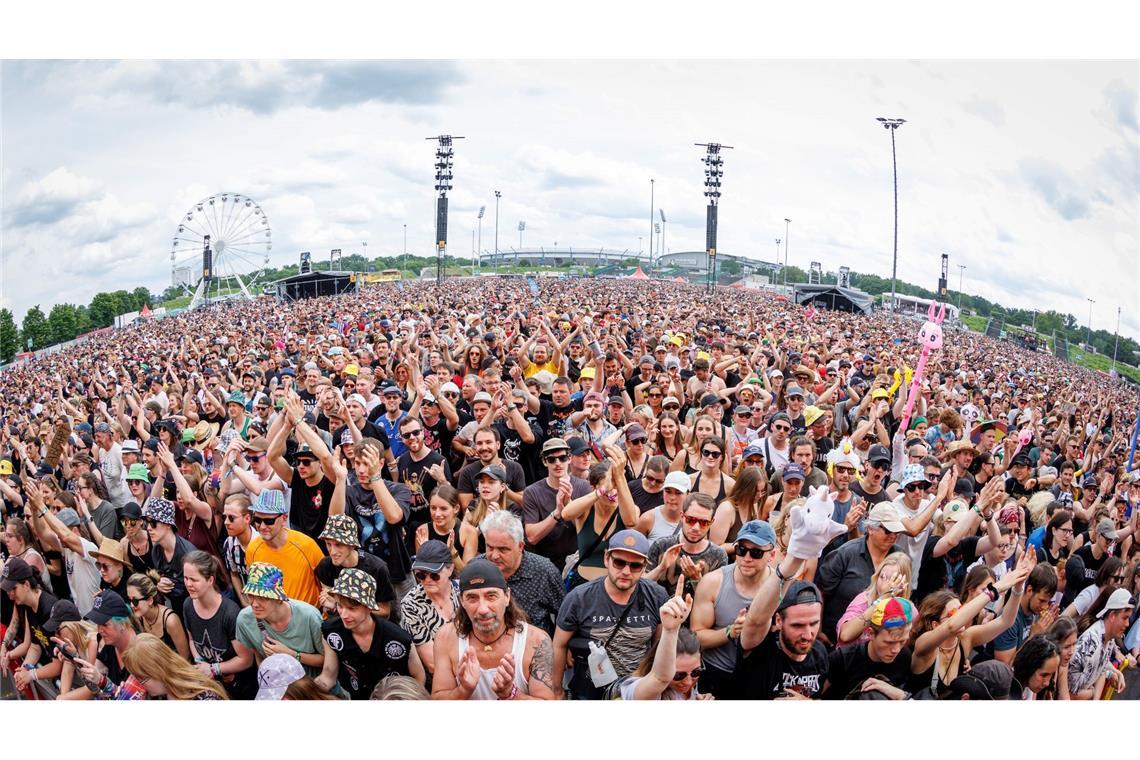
[1,275,1137,701]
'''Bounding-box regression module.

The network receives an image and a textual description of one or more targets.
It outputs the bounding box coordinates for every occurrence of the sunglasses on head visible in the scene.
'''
[251,515,280,527]
[609,556,645,572]
[673,667,703,681]
[735,544,768,560]
[414,570,442,582]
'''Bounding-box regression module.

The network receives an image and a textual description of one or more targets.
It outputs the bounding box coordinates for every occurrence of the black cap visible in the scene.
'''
[411,540,453,573]
[43,600,82,634]
[458,558,508,594]
[0,557,35,591]
[954,477,976,499]
[177,449,205,467]
[121,501,143,520]
[776,581,823,613]
[867,444,891,464]
[84,590,131,624]
[567,437,590,456]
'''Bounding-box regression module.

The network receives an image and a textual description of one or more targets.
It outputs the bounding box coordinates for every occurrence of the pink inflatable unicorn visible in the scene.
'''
[899,301,945,433]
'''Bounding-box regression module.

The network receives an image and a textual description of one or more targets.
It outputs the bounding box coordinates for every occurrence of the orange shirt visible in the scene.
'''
[245,530,324,607]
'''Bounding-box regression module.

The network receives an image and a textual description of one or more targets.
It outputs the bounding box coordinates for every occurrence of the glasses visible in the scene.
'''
[609,557,645,572]
[144,518,163,529]
[672,667,703,681]
[684,515,712,528]
[251,515,280,527]
[246,454,266,463]
[904,482,929,493]
[834,465,856,475]
[701,450,723,459]
[772,424,791,433]
[544,454,569,464]
[644,475,665,486]
[996,542,1014,552]
[96,562,116,572]
[663,404,679,411]
[628,438,647,445]
[120,517,140,528]
[414,570,442,582]
[401,429,424,439]
[648,393,662,398]
[127,596,151,607]
[735,544,768,560]
[1056,527,1073,534]
[443,392,459,398]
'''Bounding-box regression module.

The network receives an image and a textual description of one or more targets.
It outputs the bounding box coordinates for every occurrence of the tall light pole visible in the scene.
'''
[782,218,791,288]
[1112,306,1121,373]
[426,134,464,286]
[1086,298,1095,348]
[876,117,906,311]
[956,264,966,311]
[659,209,667,265]
[493,191,501,269]
[476,205,485,275]
[697,142,732,294]
[775,238,782,284]
[649,178,655,269]
[518,221,526,251]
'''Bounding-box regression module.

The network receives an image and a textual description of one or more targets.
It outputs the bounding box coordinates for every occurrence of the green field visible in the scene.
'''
[961,315,988,333]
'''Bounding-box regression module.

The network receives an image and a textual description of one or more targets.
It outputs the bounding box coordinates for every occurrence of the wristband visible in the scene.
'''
[505,683,519,700]
[21,662,36,672]
[294,652,302,663]
[725,625,734,641]
[211,663,220,678]
[774,564,786,583]
[552,512,563,523]
[984,583,999,603]
[293,416,304,427]
[369,475,383,483]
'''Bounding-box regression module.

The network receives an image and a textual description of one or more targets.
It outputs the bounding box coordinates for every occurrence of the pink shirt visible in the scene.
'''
[836,591,873,645]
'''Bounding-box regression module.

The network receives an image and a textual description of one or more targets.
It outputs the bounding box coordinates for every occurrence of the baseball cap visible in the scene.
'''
[0,558,35,591]
[458,558,508,593]
[776,580,823,613]
[541,438,571,455]
[868,596,915,628]
[57,508,82,528]
[607,529,650,560]
[741,441,766,461]
[43,600,82,634]
[1096,518,1119,541]
[947,660,1013,700]
[584,391,607,405]
[1096,588,1134,618]
[566,437,590,456]
[477,464,508,483]
[256,654,306,700]
[700,393,720,407]
[867,503,906,533]
[84,590,131,624]
[867,444,891,466]
[781,463,805,482]
[871,388,890,401]
[735,520,777,549]
[177,449,205,467]
[412,540,453,573]
[734,404,753,416]
[663,471,691,492]
[784,385,804,399]
[294,443,318,461]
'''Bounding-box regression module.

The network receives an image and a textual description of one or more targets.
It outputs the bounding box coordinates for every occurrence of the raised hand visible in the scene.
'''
[457,645,481,695]
[491,652,517,700]
[660,575,693,631]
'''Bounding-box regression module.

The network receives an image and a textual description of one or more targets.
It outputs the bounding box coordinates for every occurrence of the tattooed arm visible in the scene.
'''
[524,629,556,700]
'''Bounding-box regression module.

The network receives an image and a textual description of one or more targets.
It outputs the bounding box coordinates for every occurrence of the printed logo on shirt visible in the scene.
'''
[327,632,344,651]
[385,640,407,660]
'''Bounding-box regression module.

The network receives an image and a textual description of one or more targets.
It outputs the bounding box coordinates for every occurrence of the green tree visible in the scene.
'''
[0,308,18,362]
[88,292,120,328]
[47,303,79,345]
[20,305,49,351]
[720,259,741,276]
[131,287,153,311]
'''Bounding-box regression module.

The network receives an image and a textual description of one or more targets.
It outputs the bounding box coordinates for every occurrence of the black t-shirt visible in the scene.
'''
[321,614,415,701]
[823,641,913,700]
[521,477,593,570]
[19,590,60,666]
[151,535,196,613]
[851,481,891,506]
[494,417,543,485]
[420,416,454,460]
[97,642,130,687]
[289,469,338,544]
[1074,545,1112,583]
[397,450,451,530]
[456,459,527,500]
[315,551,397,611]
[298,388,320,417]
[343,474,413,583]
[915,535,982,604]
[181,596,255,699]
[813,437,835,473]
[739,629,830,700]
[627,479,665,514]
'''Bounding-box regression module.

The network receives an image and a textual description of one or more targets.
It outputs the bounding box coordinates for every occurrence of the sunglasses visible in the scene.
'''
[120,517,141,527]
[701,450,723,459]
[127,596,151,607]
[904,482,929,493]
[401,429,424,439]
[609,556,645,572]
[443,392,459,398]
[544,454,569,464]
[246,453,266,463]
[628,438,647,445]
[648,393,662,398]
[414,570,442,582]
[644,475,665,486]
[672,667,703,681]
[869,460,891,471]
[1111,575,1126,583]
[251,515,281,527]
[771,424,791,433]
[663,404,680,411]
[96,562,117,572]
[144,518,163,529]
[684,515,712,528]
[834,465,856,475]
[735,544,768,560]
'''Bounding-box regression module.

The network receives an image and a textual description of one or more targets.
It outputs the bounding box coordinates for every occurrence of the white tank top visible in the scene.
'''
[457,622,530,700]
[647,508,681,541]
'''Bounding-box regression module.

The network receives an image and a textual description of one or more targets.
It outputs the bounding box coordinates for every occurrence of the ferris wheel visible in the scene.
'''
[169,193,272,309]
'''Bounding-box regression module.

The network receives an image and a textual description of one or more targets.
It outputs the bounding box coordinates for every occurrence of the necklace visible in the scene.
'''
[471,625,509,652]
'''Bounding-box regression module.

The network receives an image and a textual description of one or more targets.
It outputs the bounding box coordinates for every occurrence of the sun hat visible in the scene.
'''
[318,514,361,548]
[243,562,289,601]
[330,568,379,610]
[256,654,306,700]
[141,497,176,527]
[252,489,287,515]
[126,464,152,483]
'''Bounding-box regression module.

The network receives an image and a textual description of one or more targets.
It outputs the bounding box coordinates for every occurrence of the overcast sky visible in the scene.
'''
[2,59,1137,338]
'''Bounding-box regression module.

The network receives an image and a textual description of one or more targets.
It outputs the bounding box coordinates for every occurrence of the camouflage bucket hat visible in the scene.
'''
[243,562,289,601]
[330,568,378,610]
[318,514,360,548]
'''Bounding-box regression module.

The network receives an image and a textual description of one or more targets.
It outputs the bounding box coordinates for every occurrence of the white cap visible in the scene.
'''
[440,382,460,395]
[1097,588,1135,618]
[663,471,691,493]
[346,393,367,408]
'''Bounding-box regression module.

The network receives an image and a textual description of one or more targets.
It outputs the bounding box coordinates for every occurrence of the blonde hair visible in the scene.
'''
[864,551,913,601]
[58,620,97,657]
[370,674,431,700]
[122,633,228,700]
[1027,492,1055,529]
[466,479,508,530]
